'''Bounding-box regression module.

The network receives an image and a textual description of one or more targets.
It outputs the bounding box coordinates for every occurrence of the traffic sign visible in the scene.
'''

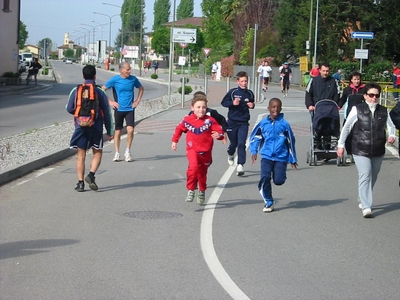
[351,32,374,39]
[172,28,197,44]
[355,49,369,59]
[179,43,188,48]
[202,48,212,57]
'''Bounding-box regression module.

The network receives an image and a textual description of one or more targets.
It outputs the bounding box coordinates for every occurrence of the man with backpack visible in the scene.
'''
[66,65,114,192]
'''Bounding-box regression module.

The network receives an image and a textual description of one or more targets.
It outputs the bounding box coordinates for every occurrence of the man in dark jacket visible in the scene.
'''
[221,71,255,176]
[305,62,340,111]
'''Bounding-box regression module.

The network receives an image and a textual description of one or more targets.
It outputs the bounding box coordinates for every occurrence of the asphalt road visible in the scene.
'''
[0,61,168,137]
[1,83,400,299]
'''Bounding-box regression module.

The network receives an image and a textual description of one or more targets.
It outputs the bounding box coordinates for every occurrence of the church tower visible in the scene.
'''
[64,32,70,45]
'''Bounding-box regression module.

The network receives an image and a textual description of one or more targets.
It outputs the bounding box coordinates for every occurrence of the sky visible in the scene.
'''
[20,0,202,49]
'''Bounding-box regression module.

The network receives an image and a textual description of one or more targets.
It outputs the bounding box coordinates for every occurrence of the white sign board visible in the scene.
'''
[172,28,197,44]
[355,49,368,59]
[124,45,139,59]
[178,56,186,66]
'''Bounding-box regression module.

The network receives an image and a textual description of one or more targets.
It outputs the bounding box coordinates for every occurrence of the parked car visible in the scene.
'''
[18,61,26,73]
[20,52,33,66]
[65,58,73,64]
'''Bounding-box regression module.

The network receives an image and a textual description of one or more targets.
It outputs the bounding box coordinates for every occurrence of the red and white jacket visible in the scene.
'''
[172,114,224,152]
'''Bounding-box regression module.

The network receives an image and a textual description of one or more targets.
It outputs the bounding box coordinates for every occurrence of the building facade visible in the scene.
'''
[0,0,21,75]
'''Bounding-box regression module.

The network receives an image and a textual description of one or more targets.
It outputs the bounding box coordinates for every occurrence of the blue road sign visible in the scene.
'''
[351,32,374,39]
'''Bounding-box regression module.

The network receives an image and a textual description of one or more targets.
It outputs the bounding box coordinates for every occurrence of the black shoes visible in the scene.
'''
[85,174,98,191]
[75,181,84,192]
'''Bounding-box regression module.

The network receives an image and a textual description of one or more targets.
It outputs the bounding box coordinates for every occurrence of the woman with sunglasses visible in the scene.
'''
[337,82,396,218]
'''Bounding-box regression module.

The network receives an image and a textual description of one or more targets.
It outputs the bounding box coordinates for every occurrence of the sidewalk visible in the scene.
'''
[0,70,56,96]
[0,66,230,186]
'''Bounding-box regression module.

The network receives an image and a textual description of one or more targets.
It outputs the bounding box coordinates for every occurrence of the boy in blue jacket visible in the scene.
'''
[249,98,298,212]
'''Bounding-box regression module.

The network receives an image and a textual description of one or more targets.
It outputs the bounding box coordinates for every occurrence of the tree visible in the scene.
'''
[19,21,28,49]
[201,0,233,58]
[38,38,53,59]
[153,0,170,31]
[151,27,170,54]
[121,0,145,47]
[177,0,194,20]
[219,0,278,63]
[64,49,74,58]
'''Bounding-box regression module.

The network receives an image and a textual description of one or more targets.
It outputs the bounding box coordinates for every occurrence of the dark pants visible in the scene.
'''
[258,159,287,205]
[226,121,249,165]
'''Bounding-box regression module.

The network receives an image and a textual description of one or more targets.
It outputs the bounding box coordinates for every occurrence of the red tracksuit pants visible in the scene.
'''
[186,149,212,192]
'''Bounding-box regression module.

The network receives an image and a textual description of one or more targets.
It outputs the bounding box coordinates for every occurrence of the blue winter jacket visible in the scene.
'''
[221,86,255,122]
[249,113,297,164]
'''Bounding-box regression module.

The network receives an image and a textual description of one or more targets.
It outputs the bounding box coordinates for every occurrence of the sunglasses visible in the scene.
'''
[366,93,380,98]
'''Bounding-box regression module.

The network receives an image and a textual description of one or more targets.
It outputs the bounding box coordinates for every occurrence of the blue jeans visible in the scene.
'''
[226,121,249,165]
[353,155,383,209]
[258,159,287,205]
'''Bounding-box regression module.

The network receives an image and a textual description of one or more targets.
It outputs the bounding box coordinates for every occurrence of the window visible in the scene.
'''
[3,0,11,12]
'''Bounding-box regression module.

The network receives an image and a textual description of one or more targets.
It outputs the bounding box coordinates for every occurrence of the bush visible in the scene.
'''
[221,55,235,77]
[151,74,158,79]
[110,68,115,71]
[178,85,193,95]
[2,72,20,78]
[180,77,189,84]
[41,68,49,75]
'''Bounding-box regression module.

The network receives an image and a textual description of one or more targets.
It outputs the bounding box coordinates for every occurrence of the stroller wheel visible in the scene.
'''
[306,152,310,164]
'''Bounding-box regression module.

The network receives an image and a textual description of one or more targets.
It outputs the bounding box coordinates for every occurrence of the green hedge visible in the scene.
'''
[329,61,393,83]
[178,85,193,95]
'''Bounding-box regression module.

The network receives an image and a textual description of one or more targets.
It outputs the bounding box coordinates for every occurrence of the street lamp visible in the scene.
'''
[74,30,86,47]
[93,12,120,65]
[77,27,90,63]
[313,0,319,66]
[92,21,107,39]
[81,23,102,62]
[102,3,129,64]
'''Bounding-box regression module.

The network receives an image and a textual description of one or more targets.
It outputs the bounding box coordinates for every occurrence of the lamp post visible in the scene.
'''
[102,3,130,65]
[308,0,313,64]
[139,0,143,76]
[74,30,86,48]
[81,23,97,62]
[77,26,90,63]
[93,12,119,66]
[313,0,319,66]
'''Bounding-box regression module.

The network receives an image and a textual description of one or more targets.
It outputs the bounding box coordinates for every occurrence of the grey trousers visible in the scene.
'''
[353,155,384,209]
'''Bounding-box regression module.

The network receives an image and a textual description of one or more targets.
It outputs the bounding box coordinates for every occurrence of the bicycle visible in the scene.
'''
[26,68,36,85]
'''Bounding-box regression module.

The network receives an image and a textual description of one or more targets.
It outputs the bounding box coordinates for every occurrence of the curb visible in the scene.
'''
[0,148,75,185]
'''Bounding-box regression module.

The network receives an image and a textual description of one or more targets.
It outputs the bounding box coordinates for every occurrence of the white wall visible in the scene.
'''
[0,0,20,75]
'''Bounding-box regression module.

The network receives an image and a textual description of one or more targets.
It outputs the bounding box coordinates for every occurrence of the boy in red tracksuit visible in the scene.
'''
[172,96,224,205]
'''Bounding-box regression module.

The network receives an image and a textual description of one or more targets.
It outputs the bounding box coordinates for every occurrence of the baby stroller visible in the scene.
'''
[306,99,346,166]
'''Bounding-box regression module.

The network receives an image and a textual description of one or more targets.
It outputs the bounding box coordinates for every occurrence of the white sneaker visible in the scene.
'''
[236,164,244,176]
[358,203,362,210]
[124,152,132,162]
[197,191,205,205]
[186,190,195,202]
[228,155,234,166]
[263,204,274,213]
[113,152,120,162]
[362,208,372,218]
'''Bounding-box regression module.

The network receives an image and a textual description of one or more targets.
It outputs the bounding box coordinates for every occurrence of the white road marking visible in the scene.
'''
[11,167,54,188]
[386,143,399,158]
[200,165,251,300]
